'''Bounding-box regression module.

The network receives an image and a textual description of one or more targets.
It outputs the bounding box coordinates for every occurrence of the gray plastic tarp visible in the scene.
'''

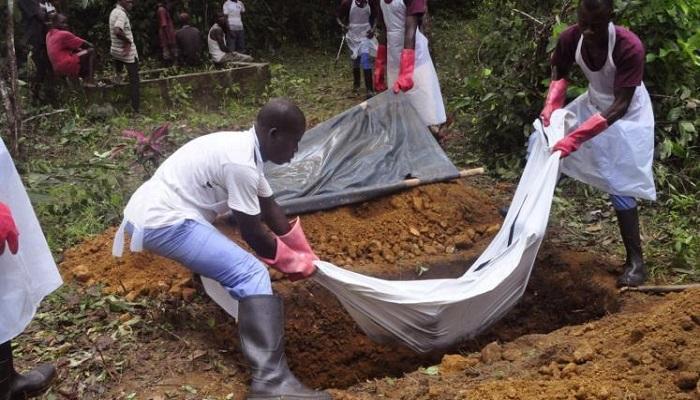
[265,91,459,215]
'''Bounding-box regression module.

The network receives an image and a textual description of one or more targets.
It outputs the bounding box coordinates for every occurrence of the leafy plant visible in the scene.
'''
[122,124,170,175]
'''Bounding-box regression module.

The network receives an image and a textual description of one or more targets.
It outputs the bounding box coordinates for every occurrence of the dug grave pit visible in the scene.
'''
[60,180,620,389]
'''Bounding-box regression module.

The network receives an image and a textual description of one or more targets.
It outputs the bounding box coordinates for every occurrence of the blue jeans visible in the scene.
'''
[610,195,636,211]
[132,220,272,299]
[226,29,246,53]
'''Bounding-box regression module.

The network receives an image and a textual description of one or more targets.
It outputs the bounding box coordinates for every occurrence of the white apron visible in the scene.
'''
[207,24,227,63]
[0,138,62,344]
[346,0,378,59]
[381,0,446,126]
[560,23,656,200]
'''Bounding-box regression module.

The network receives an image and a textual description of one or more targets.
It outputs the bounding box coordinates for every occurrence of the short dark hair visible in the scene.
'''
[48,12,66,27]
[580,0,613,12]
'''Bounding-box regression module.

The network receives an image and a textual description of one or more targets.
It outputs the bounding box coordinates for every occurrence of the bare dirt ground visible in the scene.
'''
[54,180,700,399]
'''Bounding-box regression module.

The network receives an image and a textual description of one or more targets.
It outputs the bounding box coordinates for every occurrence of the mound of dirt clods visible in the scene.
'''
[332,289,700,400]
[60,180,502,299]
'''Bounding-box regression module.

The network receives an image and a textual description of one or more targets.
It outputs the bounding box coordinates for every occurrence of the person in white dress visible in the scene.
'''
[1,137,62,399]
[336,0,379,98]
[372,0,446,137]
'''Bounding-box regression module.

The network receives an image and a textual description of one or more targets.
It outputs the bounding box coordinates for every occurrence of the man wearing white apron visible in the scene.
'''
[336,0,379,98]
[544,0,655,287]
[372,0,446,134]
[112,99,331,400]
[1,138,62,399]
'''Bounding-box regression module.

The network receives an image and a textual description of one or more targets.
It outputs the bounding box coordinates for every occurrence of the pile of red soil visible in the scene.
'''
[59,180,501,299]
[58,179,646,396]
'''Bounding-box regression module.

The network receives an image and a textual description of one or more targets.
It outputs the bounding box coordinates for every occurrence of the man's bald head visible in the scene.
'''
[256,98,306,135]
[255,98,306,165]
[578,0,613,43]
[580,0,613,12]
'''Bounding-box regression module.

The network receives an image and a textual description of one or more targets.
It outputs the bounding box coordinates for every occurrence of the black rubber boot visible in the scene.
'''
[0,340,56,400]
[1,341,12,400]
[363,68,374,98]
[352,67,361,94]
[238,295,331,400]
[616,207,647,287]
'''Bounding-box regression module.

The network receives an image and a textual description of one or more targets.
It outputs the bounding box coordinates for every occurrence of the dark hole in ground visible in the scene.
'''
[199,246,619,389]
[165,246,619,389]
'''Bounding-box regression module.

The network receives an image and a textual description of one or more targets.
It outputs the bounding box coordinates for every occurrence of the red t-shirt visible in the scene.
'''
[404,0,426,15]
[157,6,176,47]
[551,24,645,89]
[46,28,85,77]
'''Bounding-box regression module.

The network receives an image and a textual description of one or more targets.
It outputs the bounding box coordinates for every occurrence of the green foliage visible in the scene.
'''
[664,193,700,272]
[24,156,128,253]
[434,1,571,157]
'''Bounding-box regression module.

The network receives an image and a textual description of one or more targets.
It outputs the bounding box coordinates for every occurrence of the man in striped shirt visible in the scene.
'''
[109,0,140,112]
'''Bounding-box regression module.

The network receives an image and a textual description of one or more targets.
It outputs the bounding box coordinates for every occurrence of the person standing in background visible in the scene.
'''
[372,0,446,139]
[222,0,247,54]
[109,0,140,112]
[336,0,378,99]
[17,0,53,101]
[156,0,178,66]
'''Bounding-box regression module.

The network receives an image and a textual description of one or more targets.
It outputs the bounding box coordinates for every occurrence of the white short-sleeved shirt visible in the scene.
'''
[222,0,244,31]
[109,4,138,63]
[123,128,273,230]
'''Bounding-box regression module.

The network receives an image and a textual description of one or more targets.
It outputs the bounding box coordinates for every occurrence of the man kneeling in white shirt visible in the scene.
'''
[114,98,331,400]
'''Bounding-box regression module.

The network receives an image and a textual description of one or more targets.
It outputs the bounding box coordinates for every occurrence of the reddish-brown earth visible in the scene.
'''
[57,181,699,399]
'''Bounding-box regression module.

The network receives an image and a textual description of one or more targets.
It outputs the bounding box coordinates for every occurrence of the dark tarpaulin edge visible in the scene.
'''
[278,171,462,215]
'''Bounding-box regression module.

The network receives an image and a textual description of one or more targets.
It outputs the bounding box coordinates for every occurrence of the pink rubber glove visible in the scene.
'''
[279,217,318,282]
[260,238,316,280]
[540,79,568,127]
[392,49,415,93]
[373,44,388,92]
[552,113,609,158]
[280,217,318,260]
[0,202,19,255]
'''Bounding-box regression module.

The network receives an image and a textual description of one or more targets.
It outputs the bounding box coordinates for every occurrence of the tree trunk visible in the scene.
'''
[1,0,23,155]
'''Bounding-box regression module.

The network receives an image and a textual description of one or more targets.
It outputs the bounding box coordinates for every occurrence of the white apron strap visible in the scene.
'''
[112,219,127,257]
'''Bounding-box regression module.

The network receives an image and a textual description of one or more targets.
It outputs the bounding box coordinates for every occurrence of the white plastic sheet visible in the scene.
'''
[204,110,574,353]
[310,110,574,352]
[0,138,63,344]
